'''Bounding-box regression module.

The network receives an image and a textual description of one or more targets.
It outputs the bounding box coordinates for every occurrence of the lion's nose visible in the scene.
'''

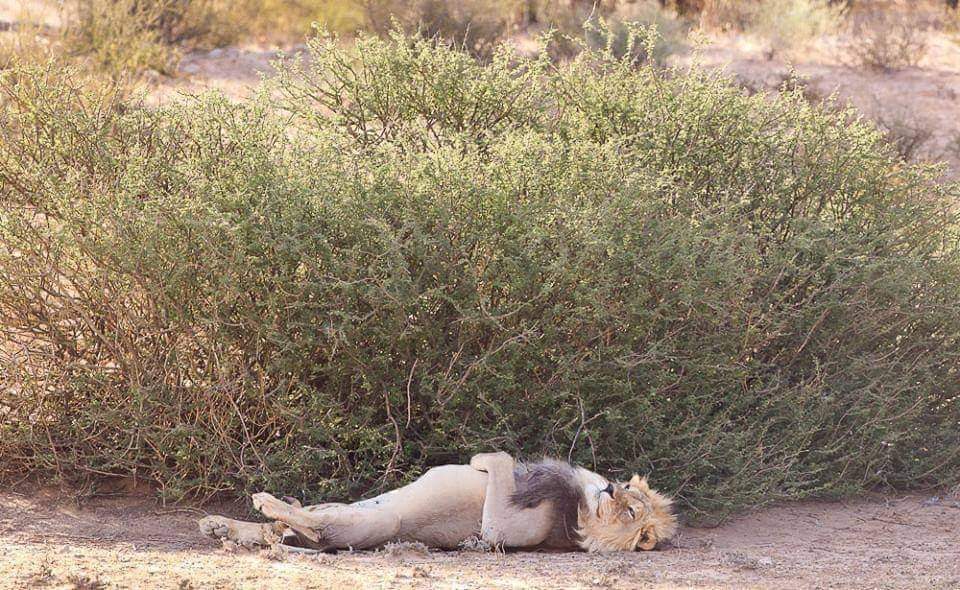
[603,483,615,496]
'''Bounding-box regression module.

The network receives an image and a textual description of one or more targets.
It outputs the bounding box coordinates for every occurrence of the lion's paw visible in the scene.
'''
[251,492,283,517]
[470,451,514,472]
[198,515,231,540]
[199,515,273,550]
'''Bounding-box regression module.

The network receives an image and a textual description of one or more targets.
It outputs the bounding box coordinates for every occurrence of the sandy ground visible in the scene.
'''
[1,488,959,589]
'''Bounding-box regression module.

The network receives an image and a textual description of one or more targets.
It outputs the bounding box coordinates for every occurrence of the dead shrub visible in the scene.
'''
[845,10,930,71]
[874,109,936,162]
[365,0,513,59]
[66,575,106,590]
[946,132,960,160]
[698,0,759,31]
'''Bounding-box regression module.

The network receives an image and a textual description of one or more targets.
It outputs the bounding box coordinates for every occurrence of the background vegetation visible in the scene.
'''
[1,28,958,520]
[4,1,958,80]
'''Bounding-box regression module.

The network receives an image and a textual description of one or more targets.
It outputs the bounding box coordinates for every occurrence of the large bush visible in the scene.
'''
[1,32,958,520]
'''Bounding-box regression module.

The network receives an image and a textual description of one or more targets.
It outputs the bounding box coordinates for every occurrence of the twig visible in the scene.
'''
[405,358,417,428]
[567,397,603,464]
[795,308,829,357]
[381,388,402,483]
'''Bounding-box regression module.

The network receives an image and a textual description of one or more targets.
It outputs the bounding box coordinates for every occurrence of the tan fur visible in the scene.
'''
[577,474,678,552]
[199,455,677,553]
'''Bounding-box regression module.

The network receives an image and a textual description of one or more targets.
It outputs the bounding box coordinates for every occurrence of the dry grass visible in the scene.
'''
[750,0,842,59]
[675,0,843,60]
[0,22,53,69]
[0,0,941,80]
[235,0,367,41]
[63,0,238,76]
[0,2,60,69]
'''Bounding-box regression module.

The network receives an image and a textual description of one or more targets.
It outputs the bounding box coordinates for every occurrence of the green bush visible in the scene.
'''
[1,30,959,520]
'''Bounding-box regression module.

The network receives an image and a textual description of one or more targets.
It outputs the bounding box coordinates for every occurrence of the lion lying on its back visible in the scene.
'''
[199,452,677,553]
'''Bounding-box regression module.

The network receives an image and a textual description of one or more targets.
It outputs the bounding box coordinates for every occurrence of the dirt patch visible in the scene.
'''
[1,488,958,589]
[145,44,300,105]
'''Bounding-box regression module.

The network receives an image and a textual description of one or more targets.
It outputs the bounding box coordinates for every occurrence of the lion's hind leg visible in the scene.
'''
[252,492,401,550]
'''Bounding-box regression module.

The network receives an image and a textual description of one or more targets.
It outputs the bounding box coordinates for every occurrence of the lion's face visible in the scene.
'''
[577,475,677,552]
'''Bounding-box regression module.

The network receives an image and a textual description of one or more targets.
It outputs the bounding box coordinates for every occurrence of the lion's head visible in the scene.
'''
[577,474,677,552]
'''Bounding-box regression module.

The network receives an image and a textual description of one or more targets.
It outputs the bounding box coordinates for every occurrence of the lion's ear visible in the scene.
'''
[629,474,650,491]
[637,527,657,551]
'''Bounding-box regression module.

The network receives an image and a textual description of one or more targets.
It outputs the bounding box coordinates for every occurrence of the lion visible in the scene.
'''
[198,452,677,553]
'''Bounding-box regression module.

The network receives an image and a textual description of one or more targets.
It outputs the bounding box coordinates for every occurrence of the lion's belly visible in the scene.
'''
[352,464,488,548]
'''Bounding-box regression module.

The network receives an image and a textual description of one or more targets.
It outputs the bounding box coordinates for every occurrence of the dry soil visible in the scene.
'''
[1,488,959,589]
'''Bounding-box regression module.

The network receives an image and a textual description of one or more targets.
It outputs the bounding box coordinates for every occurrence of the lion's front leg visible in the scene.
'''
[198,515,286,549]
[470,452,553,549]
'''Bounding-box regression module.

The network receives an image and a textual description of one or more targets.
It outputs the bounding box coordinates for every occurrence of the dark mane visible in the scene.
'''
[509,459,586,548]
